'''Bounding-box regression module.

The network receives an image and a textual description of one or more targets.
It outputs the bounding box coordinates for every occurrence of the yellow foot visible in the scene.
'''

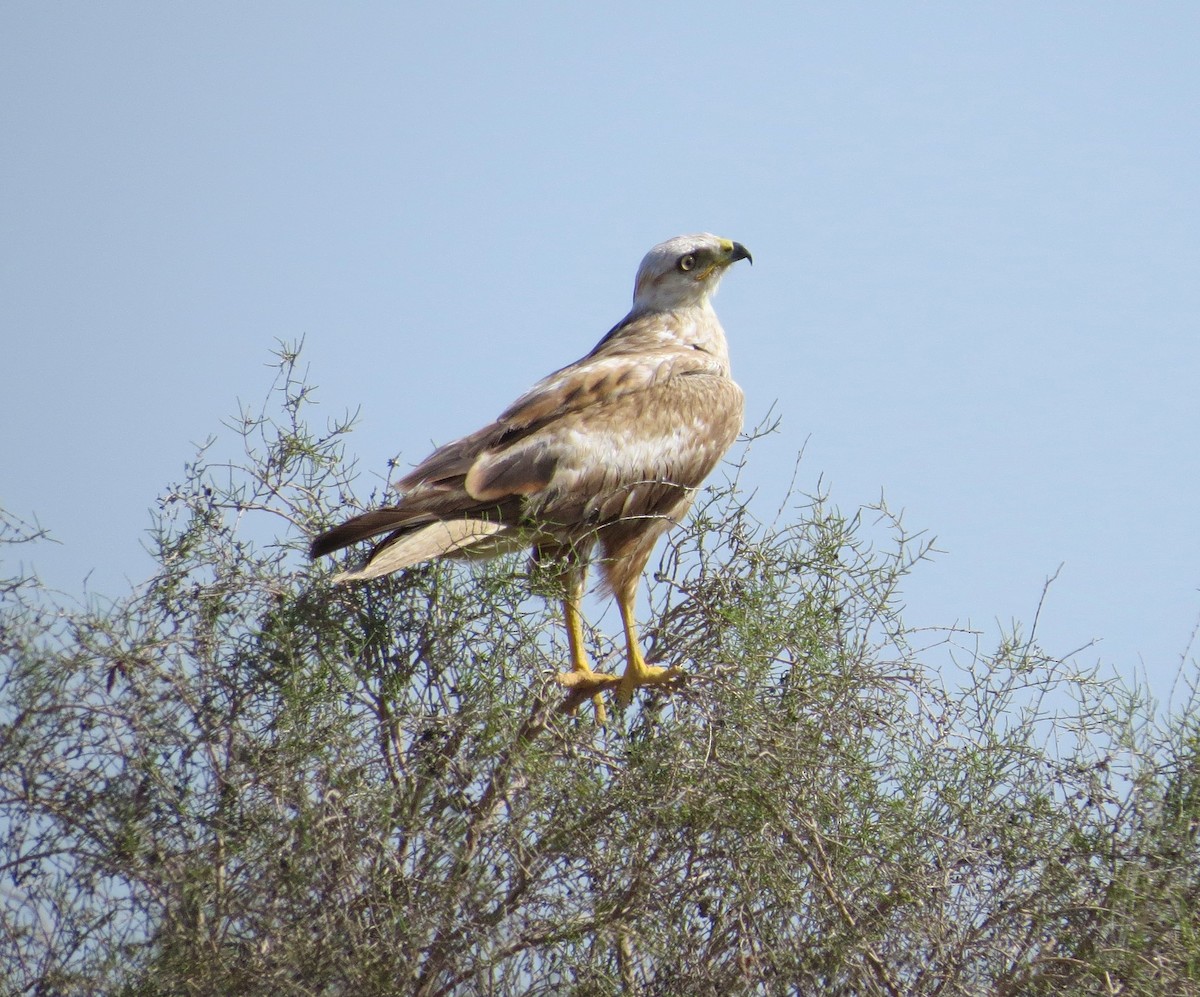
[616,662,686,707]
[556,667,621,723]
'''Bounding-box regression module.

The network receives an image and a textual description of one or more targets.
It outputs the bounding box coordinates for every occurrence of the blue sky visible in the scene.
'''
[3,4,1197,707]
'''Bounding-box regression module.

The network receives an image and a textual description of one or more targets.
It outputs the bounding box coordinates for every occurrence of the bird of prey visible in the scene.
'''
[311,233,751,720]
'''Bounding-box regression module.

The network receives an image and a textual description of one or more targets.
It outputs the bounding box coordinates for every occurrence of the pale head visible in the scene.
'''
[631,233,752,313]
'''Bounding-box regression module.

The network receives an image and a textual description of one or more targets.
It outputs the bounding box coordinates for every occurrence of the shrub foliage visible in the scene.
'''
[2,345,1198,995]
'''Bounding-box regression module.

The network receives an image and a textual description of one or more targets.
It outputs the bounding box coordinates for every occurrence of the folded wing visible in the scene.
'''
[310,338,743,580]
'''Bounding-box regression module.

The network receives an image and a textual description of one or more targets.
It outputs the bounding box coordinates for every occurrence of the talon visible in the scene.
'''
[556,668,619,724]
[616,663,686,707]
[555,669,620,692]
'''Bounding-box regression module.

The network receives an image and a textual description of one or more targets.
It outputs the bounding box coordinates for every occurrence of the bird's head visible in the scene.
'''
[631,233,752,312]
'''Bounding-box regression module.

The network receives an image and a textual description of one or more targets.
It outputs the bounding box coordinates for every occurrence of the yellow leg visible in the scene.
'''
[554,572,618,722]
[615,592,684,707]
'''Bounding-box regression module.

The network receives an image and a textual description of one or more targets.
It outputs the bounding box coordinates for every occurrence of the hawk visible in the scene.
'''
[311,233,751,720]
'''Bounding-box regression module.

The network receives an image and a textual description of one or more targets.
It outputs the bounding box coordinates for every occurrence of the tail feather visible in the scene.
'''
[309,508,421,559]
[332,519,512,583]
[311,487,528,581]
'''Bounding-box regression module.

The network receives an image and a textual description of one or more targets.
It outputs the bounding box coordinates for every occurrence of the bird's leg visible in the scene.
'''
[555,568,619,721]
[615,584,684,707]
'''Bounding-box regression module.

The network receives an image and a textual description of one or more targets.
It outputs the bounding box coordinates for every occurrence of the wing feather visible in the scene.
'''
[529,372,745,526]
[496,350,704,431]
[395,332,717,502]
[463,441,557,501]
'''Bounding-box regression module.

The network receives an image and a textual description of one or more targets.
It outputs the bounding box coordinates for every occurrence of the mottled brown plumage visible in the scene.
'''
[311,233,751,718]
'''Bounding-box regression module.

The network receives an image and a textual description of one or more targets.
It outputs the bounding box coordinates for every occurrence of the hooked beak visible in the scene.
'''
[721,239,752,265]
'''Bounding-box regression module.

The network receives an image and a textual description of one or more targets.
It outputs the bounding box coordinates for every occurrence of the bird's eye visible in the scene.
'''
[678,254,697,272]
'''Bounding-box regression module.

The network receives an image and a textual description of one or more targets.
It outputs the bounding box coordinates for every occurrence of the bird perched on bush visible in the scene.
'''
[311,233,751,721]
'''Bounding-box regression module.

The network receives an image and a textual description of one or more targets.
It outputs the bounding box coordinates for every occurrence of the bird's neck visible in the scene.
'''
[623,301,729,367]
